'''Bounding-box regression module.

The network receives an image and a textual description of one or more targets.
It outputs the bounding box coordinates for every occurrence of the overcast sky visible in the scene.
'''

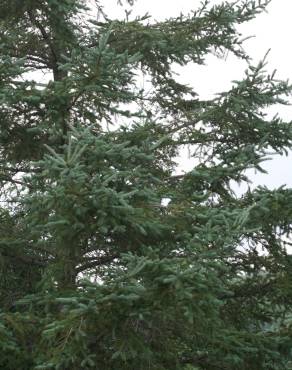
[100,0,292,192]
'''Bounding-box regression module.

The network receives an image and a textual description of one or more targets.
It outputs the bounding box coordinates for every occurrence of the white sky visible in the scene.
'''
[100,0,292,192]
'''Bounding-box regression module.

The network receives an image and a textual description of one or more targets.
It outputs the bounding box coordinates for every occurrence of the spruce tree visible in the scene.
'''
[1,0,292,369]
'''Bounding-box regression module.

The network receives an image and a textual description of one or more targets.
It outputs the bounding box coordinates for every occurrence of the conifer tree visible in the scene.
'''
[1,0,292,369]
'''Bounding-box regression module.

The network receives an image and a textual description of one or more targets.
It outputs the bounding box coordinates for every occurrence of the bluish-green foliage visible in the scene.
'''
[1,0,292,369]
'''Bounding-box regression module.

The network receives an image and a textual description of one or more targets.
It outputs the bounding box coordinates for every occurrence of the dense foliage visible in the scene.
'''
[1,0,292,368]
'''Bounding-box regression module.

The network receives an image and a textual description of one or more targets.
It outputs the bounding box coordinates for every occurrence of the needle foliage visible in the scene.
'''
[1,0,292,369]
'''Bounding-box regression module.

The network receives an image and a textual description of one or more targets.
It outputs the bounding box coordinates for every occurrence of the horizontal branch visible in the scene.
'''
[76,254,118,274]
[0,175,33,189]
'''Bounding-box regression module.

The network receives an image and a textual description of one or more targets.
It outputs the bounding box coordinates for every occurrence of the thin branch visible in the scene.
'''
[0,175,33,189]
[76,254,118,273]
[27,10,58,70]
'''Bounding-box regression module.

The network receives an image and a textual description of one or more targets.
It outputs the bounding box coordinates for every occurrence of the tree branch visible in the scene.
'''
[0,175,33,189]
[27,10,58,74]
[76,254,118,273]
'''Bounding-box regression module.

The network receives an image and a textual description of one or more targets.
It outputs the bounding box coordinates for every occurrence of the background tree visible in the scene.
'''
[1,0,292,369]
